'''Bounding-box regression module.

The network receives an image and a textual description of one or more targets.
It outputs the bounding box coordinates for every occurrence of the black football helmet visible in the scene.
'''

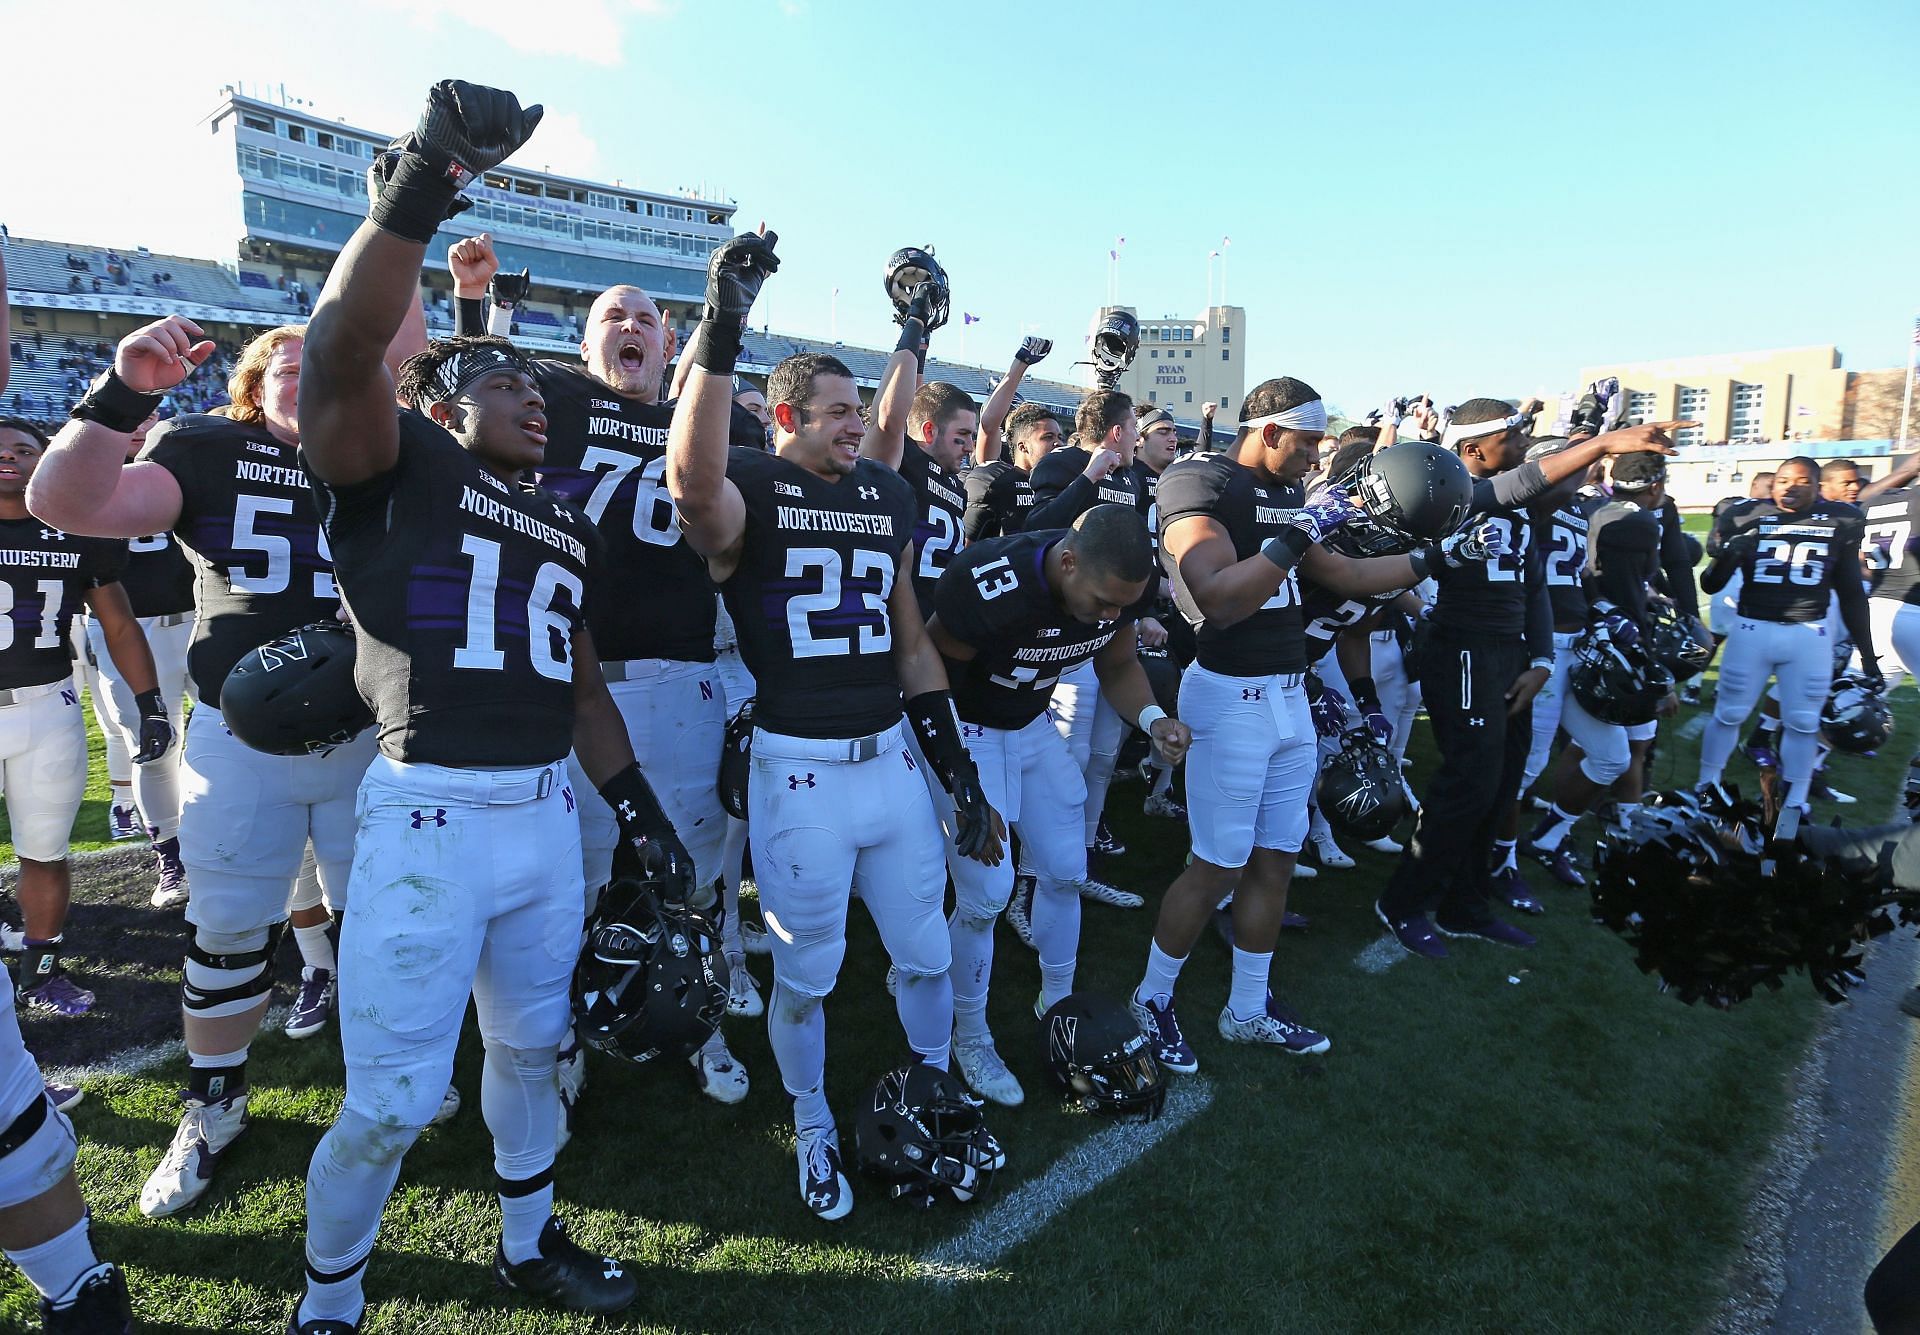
[1089,310,1140,389]
[718,700,753,820]
[883,246,949,331]
[1822,671,1893,754]
[1568,624,1673,726]
[852,1063,1001,1208]
[1322,441,1474,558]
[1039,993,1166,1120]
[1315,728,1408,841]
[1645,605,1713,681]
[571,866,726,1067]
[219,622,374,755]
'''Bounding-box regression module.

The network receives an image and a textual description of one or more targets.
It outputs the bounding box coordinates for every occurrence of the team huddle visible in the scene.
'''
[0,79,1911,1333]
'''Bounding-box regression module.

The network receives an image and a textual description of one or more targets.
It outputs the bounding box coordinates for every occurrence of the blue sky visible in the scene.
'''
[2,0,1915,413]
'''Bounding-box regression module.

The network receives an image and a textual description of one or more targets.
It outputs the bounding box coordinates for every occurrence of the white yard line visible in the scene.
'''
[40,1006,291,1087]
[916,1076,1214,1283]
[1352,935,1404,975]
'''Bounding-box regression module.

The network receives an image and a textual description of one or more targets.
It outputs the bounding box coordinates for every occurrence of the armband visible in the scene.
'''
[1137,704,1168,734]
[69,369,163,435]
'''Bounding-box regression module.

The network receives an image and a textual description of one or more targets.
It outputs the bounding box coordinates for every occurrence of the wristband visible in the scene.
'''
[455,295,485,334]
[598,762,672,841]
[1348,676,1380,714]
[1260,525,1311,573]
[70,369,163,434]
[368,148,471,245]
[690,316,744,376]
[1137,704,1168,733]
[1407,545,1437,581]
[906,690,975,796]
[134,688,167,718]
[1528,657,1553,672]
[486,301,515,338]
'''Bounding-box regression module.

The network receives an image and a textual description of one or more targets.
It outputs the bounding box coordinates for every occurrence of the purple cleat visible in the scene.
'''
[1375,901,1449,959]
[1434,909,1537,949]
[1492,865,1544,915]
[21,974,94,1017]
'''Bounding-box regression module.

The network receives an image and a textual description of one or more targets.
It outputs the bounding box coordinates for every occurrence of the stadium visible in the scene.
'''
[1,65,1919,1335]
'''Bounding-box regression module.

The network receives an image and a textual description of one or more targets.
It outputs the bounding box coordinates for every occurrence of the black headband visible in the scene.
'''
[434,346,531,401]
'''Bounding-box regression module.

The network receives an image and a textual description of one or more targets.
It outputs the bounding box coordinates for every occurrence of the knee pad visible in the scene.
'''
[324,1104,427,1172]
[770,981,823,1026]
[0,1094,78,1210]
[1577,749,1631,786]
[950,861,1014,925]
[1783,706,1821,735]
[183,924,282,1018]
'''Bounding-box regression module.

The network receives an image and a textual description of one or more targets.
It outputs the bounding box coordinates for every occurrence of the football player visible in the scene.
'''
[965,400,1062,542]
[76,411,195,908]
[28,314,406,1220]
[0,418,171,1021]
[1858,464,1920,702]
[1131,378,1499,1071]
[926,504,1190,1104]
[1522,452,1677,861]
[446,231,750,1112]
[288,80,659,1329]
[864,379,975,618]
[1698,456,1878,839]
[669,229,1004,1221]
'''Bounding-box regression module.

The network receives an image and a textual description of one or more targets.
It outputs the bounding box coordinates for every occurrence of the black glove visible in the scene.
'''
[692,231,780,374]
[370,80,543,244]
[906,691,1001,861]
[598,763,694,889]
[1014,336,1052,366]
[491,267,531,308]
[133,688,174,764]
[1860,660,1887,692]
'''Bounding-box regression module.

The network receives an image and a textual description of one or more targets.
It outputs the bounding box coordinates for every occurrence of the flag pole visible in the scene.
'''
[1900,314,1918,455]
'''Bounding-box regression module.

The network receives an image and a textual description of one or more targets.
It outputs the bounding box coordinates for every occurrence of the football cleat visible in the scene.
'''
[1075,876,1144,910]
[492,1216,637,1314]
[797,1126,853,1221]
[0,925,21,954]
[150,837,190,909]
[1092,819,1126,858]
[1291,860,1318,880]
[1218,994,1331,1055]
[1306,830,1355,870]
[691,1036,749,1105]
[21,974,95,1018]
[1364,834,1404,854]
[1128,993,1198,1075]
[1375,901,1448,959]
[430,1084,461,1127]
[42,1262,134,1334]
[1143,792,1188,820]
[727,960,764,1017]
[284,967,334,1039]
[1743,734,1781,772]
[107,803,142,842]
[952,1031,1025,1107]
[1491,865,1544,916]
[1434,909,1537,949]
[286,1313,360,1335]
[1520,837,1586,888]
[45,1081,84,1114]
[141,1088,249,1217]
[1004,876,1037,948]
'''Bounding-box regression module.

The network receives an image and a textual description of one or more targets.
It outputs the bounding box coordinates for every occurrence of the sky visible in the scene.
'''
[2,0,1916,415]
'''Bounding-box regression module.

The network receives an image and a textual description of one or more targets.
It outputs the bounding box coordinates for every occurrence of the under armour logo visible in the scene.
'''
[859,486,879,501]
[603,1260,623,1280]
[962,724,985,738]
[616,798,636,822]
[60,688,78,706]
[563,786,576,813]
[1241,688,1265,701]
[410,809,448,828]
[39,528,64,542]
[1468,718,1486,728]
[788,773,816,789]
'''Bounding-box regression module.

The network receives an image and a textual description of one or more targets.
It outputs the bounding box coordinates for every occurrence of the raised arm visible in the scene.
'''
[305,82,541,487]
[0,244,9,394]
[1863,452,1920,503]
[863,275,941,470]
[973,337,1050,465]
[26,316,209,536]
[1486,420,1693,510]
[667,231,778,566]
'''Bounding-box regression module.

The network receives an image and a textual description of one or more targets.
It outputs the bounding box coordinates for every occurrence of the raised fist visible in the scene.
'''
[1015,335,1052,366]
[113,316,216,395]
[705,230,780,327]
[491,267,531,308]
[447,233,500,297]
[403,79,543,183]
[1441,518,1510,567]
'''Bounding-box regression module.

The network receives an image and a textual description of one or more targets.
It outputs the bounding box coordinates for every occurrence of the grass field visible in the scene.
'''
[0,645,1904,1333]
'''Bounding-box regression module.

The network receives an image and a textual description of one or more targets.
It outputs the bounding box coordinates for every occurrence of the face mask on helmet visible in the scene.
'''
[853,1064,1001,1208]
[883,246,950,331]
[1039,993,1167,1119]
[1088,311,1140,388]
[571,871,726,1066]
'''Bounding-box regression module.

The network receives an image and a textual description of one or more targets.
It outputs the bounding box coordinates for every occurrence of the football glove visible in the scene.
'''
[133,689,174,764]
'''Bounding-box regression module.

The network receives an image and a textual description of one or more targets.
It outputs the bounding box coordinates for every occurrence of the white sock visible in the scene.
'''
[1029,877,1081,1009]
[293,922,335,974]
[497,1184,554,1266]
[299,1255,368,1326]
[1228,947,1271,1021]
[789,1082,832,1137]
[893,970,953,1071]
[1492,839,1517,873]
[10,1213,98,1301]
[1136,941,1186,1007]
[1533,804,1579,852]
[1150,758,1174,798]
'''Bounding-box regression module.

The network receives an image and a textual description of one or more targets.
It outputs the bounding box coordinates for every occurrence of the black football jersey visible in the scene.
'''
[963,459,1033,541]
[312,411,598,767]
[1864,488,1920,604]
[529,361,715,663]
[1132,461,1166,530]
[142,414,340,702]
[118,529,195,618]
[1719,499,1865,623]
[1706,494,1747,556]
[1431,505,1536,636]
[719,450,917,739]
[897,445,967,617]
[0,519,125,690]
[1537,494,1594,629]
[1584,499,1662,626]
[933,528,1150,730]
[1029,446,1146,528]
[1157,454,1307,676]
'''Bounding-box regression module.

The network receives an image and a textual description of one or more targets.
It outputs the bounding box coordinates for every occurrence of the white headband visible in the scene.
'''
[1238,399,1328,435]
[1441,411,1526,451]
